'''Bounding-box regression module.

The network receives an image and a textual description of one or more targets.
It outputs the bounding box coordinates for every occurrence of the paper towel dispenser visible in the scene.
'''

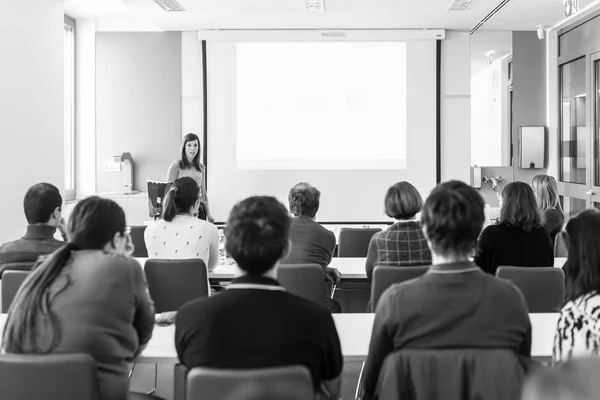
[519,126,545,169]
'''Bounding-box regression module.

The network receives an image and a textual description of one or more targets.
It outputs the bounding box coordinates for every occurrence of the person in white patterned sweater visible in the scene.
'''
[554,209,600,362]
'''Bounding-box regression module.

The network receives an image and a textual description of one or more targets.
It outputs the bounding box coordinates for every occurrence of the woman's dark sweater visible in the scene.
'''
[474,223,554,275]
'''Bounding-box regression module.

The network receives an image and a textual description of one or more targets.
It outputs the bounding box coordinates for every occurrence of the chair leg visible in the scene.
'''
[355,361,365,400]
[146,363,158,395]
[128,362,136,379]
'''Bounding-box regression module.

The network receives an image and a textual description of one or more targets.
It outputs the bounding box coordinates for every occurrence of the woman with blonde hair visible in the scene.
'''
[532,174,565,243]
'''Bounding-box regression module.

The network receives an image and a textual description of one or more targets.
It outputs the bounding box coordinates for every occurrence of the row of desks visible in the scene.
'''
[135,257,568,281]
[0,313,558,364]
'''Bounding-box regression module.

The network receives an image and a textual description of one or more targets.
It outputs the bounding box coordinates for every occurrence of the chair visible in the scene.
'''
[496,266,565,312]
[0,353,100,400]
[145,259,209,312]
[130,225,148,258]
[0,261,36,278]
[370,266,429,311]
[277,264,326,307]
[337,228,382,258]
[186,365,314,400]
[372,349,530,400]
[2,270,30,313]
[554,233,568,257]
[147,180,168,219]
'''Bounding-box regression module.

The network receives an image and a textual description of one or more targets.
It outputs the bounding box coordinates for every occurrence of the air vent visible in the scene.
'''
[153,0,185,12]
[305,0,325,11]
[448,0,477,11]
[470,0,513,34]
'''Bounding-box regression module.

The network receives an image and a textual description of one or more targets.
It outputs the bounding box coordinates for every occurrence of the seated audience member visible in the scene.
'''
[144,177,218,272]
[361,181,531,400]
[523,358,600,400]
[554,210,600,362]
[532,174,565,244]
[365,181,432,281]
[0,183,65,269]
[175,196,343,400]
[281,182,341,312]
[2,197,156,400]
[475,181,553,275]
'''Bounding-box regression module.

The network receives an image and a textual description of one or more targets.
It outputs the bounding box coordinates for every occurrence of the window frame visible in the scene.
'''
[64,15,76,201]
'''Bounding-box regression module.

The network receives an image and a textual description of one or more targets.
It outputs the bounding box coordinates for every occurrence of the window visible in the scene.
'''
[64,16,76,201]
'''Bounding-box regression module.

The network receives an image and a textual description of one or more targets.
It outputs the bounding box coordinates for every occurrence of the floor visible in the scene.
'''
[130,361,364,400]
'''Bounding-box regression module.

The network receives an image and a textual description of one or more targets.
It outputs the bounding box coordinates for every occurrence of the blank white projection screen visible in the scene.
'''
[236,42,407,170]
[207,41,438,222]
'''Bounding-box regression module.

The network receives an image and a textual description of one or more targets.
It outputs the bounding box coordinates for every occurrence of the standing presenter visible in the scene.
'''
[167,133,214,223]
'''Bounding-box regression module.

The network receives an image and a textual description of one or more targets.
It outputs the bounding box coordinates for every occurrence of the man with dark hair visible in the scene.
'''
[282,182,342,312]
[0,183,64,270]
[361,181,532,400]
[175,196,343,400]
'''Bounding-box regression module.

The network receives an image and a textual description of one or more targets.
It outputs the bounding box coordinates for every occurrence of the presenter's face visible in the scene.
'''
[186,140,199,160]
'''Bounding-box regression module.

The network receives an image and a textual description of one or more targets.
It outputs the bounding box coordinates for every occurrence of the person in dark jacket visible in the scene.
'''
[475,181,554,275]
[361,181,531,400]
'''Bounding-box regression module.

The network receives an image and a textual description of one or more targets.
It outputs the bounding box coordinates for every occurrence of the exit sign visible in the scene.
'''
[565,0,579,17]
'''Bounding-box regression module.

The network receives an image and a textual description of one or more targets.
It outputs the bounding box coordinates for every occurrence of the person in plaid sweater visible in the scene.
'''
[365,181,432,281]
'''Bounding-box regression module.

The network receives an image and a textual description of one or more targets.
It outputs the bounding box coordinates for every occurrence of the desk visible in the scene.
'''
[134,257,568,281]
[0,313,557,364]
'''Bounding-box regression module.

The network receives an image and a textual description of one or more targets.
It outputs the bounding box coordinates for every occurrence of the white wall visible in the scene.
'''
[440,31,471,183]
[0,0,64,243]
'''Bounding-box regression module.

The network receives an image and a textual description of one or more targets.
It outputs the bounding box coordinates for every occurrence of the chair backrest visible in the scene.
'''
[147,180,168,218]
[337,228,382,258]
[2,270,30,313]
[375,349,527,400]
[0,261,36,278]
[0,353,99,400]
[496,266,565,312]
[277,264,326,307]
[371,266,429,311]
[145,259,209,312]
[187,365,314,400]
[129,225,148,258]
[554,233,568,257]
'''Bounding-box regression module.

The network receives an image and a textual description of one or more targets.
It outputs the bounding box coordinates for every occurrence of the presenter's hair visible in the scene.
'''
[3,197,126,354]
[562,209,600,303]
[23,182,63,224]
[499,182,543,232]
[532,174,562,213]
[162,177,200,222]
[179,133,204,172]
[225,196,290,276]
[421,181,485,258]
[384,181,423,220]
[288,182,321,218]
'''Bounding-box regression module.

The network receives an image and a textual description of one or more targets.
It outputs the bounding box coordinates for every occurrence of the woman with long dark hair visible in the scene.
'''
[145,177,219,272]
[554,209,600,362]
[532,174,565,244]
[167,133,214,222]
[475,181,554,275]
[2,197,155,400]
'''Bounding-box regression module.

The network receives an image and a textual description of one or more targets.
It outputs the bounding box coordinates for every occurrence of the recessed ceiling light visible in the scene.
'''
[152,0,185,12]
[448,0,477,11]
[305,0,325,11]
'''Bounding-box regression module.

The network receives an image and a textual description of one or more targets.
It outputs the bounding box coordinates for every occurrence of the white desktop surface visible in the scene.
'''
[134,257,568,281]
[0,313,558,363]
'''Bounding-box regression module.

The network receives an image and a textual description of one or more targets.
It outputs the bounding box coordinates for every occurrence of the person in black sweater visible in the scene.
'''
[475,181,554,275]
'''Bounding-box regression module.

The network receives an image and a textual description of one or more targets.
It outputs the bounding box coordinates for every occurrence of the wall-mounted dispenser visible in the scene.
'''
[519,126,545,169]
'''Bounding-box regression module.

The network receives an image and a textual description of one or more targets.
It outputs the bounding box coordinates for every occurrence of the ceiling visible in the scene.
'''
[64,0,599,31]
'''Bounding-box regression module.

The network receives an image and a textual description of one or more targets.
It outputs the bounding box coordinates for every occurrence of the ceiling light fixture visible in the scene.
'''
[305,0,325,12]
[152,0,185,12]
[448,0,477,11]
